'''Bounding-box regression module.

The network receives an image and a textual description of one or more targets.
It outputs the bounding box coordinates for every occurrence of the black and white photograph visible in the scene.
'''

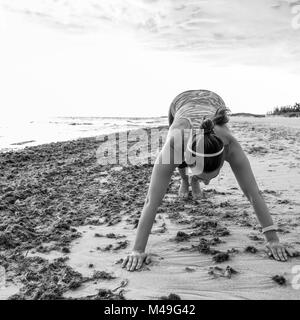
[0,0,300,302]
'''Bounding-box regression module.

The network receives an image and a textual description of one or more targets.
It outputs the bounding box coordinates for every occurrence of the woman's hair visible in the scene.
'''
[191,107,230,173]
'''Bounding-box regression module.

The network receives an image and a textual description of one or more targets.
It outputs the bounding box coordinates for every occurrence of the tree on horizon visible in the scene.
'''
[267,102,300,115]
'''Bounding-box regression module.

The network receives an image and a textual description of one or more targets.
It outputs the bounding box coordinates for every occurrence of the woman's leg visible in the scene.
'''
[168,106,174,127]
[168,103,190,199]
[169,104,188,198]
[190,176,202,200]
[169,98,202,199]
[178,167,189,199]
[178,170,202,200]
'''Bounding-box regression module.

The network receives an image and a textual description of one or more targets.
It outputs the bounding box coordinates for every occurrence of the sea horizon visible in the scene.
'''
[0,115,168,152]
[1,114,299,153]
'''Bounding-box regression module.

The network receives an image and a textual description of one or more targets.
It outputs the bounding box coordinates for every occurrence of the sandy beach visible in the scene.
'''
[0,117,300,300]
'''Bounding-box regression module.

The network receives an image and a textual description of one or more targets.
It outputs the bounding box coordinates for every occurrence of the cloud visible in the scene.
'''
[1,0,300,70]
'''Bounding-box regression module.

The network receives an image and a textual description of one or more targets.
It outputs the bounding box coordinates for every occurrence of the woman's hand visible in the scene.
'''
[265,240,298,262]
[122,250,152,271]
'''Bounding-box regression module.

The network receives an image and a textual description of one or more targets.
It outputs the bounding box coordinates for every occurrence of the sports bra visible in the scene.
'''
[169,90,227,168]
[170,89,227,129]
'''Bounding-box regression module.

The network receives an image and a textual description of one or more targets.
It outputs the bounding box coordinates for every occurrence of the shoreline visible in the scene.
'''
[0,124,168,153]
[1,115,299,154]
[0,120,300,299]
[0,116,168,154]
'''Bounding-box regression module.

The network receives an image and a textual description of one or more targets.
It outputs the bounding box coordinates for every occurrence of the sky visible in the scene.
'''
[0,0,300,119]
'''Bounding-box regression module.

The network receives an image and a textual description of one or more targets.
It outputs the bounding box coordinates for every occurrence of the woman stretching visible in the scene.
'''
[122,89,295,271]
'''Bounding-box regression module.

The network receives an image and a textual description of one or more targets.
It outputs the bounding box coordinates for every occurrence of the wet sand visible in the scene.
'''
[0,118,300,300]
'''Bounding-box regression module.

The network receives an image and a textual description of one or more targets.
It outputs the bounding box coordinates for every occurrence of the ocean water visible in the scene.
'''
[1,115,299,153]
[0,116,167,152]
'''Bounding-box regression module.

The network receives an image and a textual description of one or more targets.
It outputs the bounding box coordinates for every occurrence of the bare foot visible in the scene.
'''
[178,180,189,199]
[190,177,202,200]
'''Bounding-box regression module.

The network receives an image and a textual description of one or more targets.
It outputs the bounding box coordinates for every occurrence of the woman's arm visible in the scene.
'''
[227,136,291,261]
[132,153,176,253]
[122,129,181,271]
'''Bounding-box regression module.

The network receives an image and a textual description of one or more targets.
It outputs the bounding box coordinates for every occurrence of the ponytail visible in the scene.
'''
[212,107,230,126]
[200,118,214,134]
[190,107,229,173]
